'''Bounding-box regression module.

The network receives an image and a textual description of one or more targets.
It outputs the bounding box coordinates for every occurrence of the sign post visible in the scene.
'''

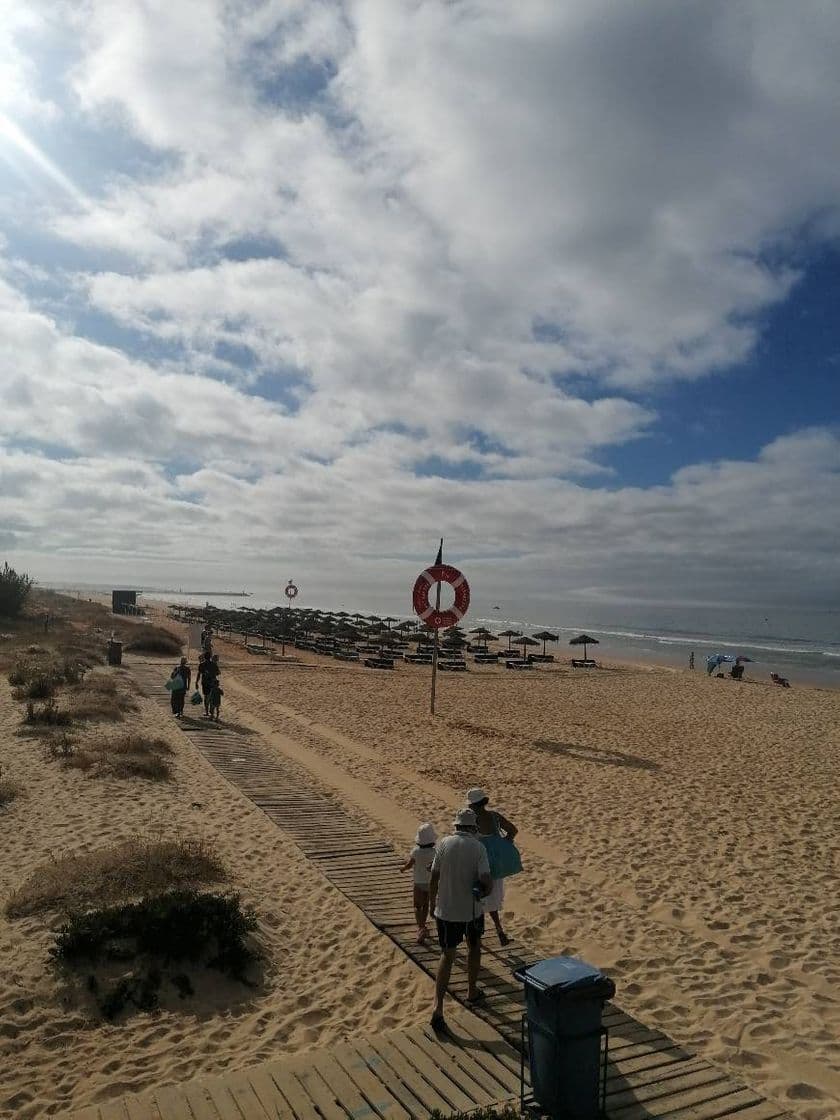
[411,540,470,716]
[283,580,299,657]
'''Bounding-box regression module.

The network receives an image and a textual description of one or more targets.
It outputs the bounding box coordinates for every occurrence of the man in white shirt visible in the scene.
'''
[428,808,492,1033]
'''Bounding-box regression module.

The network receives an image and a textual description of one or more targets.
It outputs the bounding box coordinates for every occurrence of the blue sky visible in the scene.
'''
[0,1,838,612]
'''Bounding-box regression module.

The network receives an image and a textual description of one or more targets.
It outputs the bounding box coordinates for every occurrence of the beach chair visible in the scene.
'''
[527,653,555,663]
[571,658,597,668]
[438,659,467,671]
[363,656,395,670]
[505,659,533,670]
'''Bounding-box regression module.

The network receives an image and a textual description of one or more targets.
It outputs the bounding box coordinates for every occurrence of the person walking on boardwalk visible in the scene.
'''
[428,808,491,1034]
[169,657,191,718]
[467,787,518,947]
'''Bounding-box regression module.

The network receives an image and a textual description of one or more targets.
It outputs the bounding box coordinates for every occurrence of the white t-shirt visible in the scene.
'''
[411,845,435,887]
[431,832,491,923]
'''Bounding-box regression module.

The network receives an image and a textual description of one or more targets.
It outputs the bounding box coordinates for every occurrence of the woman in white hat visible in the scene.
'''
[466,788,517,946]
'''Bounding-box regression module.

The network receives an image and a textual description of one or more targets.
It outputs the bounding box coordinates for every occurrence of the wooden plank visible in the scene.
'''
[414,1024,513,1103]
[611,1082,761,1119]
[403,1027,496,1108]
[367,1035,454,1115]
[226,1076,274,1119]
[607,1064,728,1109]
[387,1031,476,1113]
[201,1078,248,1120]
[292,1064,350,1120]
[344,1039,431,1120]
[331,1043,412,1120]
[312,1051,386,1120]
[124,1095,162,1120]
[262,1067,320,1120]
[155,1083,206,1120]
[243,1068,296,1120]
[181,1082,225,1120]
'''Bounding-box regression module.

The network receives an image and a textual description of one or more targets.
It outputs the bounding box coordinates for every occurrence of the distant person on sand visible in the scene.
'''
[689,651,695,670]
[201,624,213,657]
[401,823,437,944]
[429,808,491,1034]
[169,657,191,718]
[467,788,517,946]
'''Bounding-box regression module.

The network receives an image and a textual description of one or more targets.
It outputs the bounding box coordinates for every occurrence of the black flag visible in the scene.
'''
[434,538,443,566]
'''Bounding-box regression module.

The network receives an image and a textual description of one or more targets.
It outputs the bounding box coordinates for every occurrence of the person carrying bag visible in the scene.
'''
[466,788,522,946]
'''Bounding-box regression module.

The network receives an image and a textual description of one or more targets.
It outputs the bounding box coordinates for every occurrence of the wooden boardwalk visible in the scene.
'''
[63,1008,521,1120]
[98,659,792,1120]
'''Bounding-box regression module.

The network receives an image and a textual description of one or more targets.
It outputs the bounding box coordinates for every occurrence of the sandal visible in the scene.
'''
[467,989,487,1006]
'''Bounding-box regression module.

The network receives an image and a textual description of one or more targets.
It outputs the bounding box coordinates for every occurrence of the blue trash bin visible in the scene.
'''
[515,956,615,1119]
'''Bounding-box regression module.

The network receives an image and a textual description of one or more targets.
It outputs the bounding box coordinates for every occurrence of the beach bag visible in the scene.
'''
[190,690,203,705]
[481,833,523,880]
[165,676,180,692]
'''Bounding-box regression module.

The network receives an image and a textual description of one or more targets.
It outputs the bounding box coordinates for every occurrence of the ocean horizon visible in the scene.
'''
[47,582,840,688]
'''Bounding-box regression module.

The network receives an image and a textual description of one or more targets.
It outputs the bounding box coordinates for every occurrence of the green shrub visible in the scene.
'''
[51,890,258,1019]
[0,562,33,618]
[0,764,20,807]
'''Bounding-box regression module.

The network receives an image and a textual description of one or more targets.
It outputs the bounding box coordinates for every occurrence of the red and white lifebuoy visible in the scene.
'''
[412,564,470,629]
[285,581,298,601]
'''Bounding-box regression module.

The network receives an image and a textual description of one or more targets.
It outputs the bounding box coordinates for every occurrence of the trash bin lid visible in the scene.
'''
[517,955,615,998]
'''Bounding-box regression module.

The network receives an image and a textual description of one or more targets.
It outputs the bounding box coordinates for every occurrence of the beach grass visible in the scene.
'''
[5,837,227,919]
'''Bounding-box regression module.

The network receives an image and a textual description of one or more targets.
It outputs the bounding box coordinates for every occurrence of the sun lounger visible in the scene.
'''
[363,656,394,670]
[527,653,555,663]
[333,649,359,661]
[403,653,433,664]
[245,644,269,655]
[438,659,467,671]
[505,659,533,670]
[571,658,597,668]
[473,652,501,663]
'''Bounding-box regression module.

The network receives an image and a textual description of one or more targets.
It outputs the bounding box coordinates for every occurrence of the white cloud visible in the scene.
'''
[1,1,839,610]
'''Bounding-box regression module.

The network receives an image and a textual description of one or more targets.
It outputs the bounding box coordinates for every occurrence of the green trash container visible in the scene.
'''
[107,640,123,666]
[515,956,615,1119]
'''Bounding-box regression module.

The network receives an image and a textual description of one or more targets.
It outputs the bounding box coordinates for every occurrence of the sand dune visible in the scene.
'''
[215,641,840,1120]
[2,620,838,1120]
[0,666,432,1119]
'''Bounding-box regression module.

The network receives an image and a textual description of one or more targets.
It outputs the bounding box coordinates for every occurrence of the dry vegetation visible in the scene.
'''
[66,733,174,782]
[123,626,182,656]
[0,765,20,807]
[5,837,227,919]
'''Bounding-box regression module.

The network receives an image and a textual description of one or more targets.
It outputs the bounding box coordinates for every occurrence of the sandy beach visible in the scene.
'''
[1,606,838,1120]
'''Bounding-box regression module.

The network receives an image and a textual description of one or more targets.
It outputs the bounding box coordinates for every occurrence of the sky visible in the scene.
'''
[0,0,839,619]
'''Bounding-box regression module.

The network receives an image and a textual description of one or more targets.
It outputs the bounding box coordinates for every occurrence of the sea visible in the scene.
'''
[48,583,840,689]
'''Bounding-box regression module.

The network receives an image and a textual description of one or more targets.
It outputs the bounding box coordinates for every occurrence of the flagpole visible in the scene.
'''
[430,537,443,715]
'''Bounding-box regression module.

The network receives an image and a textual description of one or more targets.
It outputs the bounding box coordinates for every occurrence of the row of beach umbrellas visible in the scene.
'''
[169,602,601,657]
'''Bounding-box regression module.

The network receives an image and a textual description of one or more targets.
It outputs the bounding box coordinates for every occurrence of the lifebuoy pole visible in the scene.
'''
[430,538,443,715]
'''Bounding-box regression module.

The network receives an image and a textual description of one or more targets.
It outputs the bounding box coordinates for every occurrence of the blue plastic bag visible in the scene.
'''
[481,833,523,879]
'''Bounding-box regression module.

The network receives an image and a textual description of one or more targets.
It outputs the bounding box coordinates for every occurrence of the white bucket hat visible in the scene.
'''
[454,807,477,829]
[466,787,488,806]
[416,822,437,845]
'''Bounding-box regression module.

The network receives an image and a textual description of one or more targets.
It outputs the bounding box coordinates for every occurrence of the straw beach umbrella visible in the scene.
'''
[532,630,559,657]
[499,628,521,651]
[570,634,599,660]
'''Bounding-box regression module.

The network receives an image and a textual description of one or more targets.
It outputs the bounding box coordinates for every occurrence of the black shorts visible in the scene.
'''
[436,915,484,950]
